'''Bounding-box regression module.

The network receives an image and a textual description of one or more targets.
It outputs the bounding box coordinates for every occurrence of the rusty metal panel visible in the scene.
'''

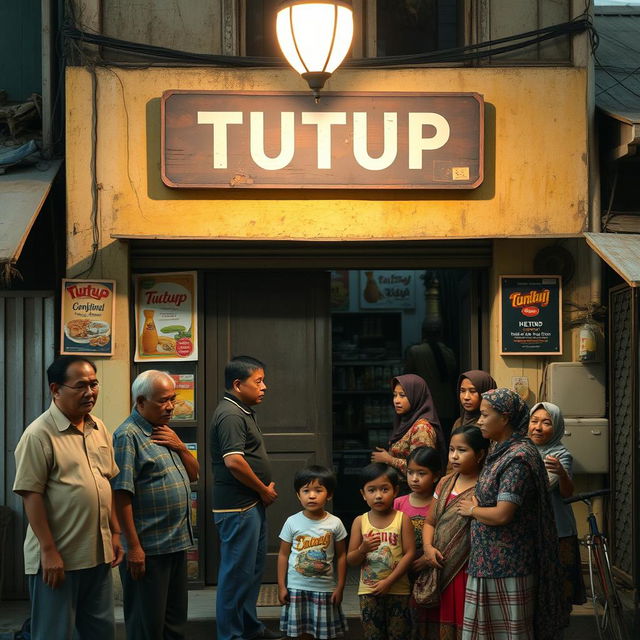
[162,91,484,189]
[0,292,55,599]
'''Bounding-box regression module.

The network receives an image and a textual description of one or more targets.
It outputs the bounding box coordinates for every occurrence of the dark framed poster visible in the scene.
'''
[500,276,562,356]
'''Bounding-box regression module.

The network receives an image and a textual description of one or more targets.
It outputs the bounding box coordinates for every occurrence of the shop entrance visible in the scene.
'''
[129,239,490,586]
[201,266,484,584]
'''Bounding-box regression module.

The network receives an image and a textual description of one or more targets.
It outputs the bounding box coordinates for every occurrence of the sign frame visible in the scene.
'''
[161,90,484,190]
[499,275,563,356]
[60,279,116,356]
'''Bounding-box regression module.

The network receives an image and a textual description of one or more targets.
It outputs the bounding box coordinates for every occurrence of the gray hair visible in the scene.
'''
[132,370,175,406]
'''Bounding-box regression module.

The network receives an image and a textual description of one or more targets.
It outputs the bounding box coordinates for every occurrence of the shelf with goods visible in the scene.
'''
[332,311,402,449]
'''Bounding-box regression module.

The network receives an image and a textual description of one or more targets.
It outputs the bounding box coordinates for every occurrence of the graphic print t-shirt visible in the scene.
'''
[279,511,348,592]
[394,494,431,550]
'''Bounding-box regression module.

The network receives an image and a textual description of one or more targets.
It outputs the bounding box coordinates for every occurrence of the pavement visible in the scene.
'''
[0,582,610,639]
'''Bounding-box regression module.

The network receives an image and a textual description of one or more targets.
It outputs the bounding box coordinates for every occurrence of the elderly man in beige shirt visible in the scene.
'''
[13,355,123,640]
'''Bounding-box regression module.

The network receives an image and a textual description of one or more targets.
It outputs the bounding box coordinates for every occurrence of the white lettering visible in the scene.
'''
[408,113,451,169]
[197,111,243,169]
[301,112,347,169]
[353,112,398,171]
[250,111,295,170]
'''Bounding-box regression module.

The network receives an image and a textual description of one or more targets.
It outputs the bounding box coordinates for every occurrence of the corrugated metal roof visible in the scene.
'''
[585,232,640,286]
[594,7,640,124]
[0,160,62,263]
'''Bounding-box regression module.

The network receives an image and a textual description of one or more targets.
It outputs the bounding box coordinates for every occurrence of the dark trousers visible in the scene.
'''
[120,550,188,640]
[28,563,114,640]
[214,503,267,640]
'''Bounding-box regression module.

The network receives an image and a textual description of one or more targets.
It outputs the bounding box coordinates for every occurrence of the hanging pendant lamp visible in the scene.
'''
[276,1,354,101]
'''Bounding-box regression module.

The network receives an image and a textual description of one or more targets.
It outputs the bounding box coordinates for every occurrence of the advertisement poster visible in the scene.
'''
[330,270,350,310]
[61,279,115,356]
[359,270,416,310]
[500,276,562,355]
[134,272,197,362]
[170,374,195,421]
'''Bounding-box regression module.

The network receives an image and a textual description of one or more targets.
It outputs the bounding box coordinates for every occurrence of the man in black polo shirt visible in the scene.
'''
[210,356,282,640]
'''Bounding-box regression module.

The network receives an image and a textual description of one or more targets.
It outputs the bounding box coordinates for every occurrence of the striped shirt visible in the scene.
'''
[112,409,193,555]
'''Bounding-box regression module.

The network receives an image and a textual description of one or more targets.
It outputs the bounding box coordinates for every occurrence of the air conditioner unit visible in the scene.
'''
[546,362,605,418]
[562,418,608,474]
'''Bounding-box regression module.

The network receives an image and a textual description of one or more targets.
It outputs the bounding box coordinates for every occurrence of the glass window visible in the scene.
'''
[245,0,281,56]
[376,0,460,57]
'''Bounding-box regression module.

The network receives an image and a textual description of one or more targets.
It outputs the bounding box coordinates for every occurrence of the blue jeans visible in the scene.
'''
[28,563,114,640]
[214,503,267,640]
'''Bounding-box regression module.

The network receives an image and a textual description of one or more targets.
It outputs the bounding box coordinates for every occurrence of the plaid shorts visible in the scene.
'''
[280,589,348,639]
[462,575,536,640]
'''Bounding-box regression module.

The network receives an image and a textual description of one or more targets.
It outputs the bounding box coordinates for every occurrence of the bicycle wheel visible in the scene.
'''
[590,541,630,640]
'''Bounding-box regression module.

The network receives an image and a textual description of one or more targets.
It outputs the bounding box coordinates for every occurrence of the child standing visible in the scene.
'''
[415,425,489,640]
[394,446,442,575]
[347,462,415,640]
[278,465,348,640]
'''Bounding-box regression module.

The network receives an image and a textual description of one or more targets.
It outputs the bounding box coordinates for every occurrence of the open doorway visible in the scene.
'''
[329,269,480,529]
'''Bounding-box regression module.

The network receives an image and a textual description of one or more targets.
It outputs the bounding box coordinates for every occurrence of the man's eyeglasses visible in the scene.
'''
[60,381,100,391]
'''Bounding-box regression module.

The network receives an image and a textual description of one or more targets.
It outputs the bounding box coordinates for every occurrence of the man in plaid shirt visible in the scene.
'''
[112,370,199,640]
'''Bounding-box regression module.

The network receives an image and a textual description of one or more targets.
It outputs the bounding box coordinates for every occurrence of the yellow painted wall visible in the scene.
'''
[65,65,592,429]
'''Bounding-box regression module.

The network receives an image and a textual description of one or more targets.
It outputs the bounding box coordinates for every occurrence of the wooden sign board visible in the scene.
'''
[161,91,483,189]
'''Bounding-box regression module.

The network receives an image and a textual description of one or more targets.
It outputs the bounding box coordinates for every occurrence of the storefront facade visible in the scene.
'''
[62,60,604,584]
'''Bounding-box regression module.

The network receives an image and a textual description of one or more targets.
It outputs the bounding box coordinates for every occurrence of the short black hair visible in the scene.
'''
[47,355,97,385]
[359,462,399,489]
[407,446,442,475]
[452,424,491,455]
[224,355,266,389]
[294,465,336,494]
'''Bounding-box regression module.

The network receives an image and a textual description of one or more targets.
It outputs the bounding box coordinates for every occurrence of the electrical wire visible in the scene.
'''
[62,17,593,69]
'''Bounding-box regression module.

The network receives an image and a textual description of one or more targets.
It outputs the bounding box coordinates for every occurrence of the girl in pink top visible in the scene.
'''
[394,446,443,575]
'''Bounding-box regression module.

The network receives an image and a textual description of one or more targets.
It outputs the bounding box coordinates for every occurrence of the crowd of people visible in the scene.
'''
[12,356,586,640]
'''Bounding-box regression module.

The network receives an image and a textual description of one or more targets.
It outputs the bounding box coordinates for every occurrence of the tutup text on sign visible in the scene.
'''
[161,92,483,189]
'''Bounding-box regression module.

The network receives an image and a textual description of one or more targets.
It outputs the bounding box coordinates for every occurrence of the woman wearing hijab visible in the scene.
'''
[451,370,497,432]
[457,389,564,640]
[371,374,446,474]
[529,402,586,622]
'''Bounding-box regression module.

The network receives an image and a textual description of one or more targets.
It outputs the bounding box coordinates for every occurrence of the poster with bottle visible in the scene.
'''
[61,279,115,356]
[359,270,416,309]
[134,272,197,362]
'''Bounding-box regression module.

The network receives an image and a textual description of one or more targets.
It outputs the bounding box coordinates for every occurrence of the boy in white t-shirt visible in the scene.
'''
[277,466,348,640]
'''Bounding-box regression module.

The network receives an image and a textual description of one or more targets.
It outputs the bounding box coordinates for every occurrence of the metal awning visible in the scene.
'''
[0,160,62,264]
[585,232,640,287]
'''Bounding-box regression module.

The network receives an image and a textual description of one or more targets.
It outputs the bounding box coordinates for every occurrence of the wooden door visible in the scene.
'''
[204,270,331,583]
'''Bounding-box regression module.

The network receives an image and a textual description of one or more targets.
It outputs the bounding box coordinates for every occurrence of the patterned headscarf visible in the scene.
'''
[481,387,530,435]
[529,401,567,459]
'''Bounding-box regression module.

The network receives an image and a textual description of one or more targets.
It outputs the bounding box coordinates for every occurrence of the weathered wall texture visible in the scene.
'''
[65,65,591,428]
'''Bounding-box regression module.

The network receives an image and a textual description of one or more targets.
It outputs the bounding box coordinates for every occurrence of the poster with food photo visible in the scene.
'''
[170,374,195,420]
[61,279,115,356]
[134,272,197,362]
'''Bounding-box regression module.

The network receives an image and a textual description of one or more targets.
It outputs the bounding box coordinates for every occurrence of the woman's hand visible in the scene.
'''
[371,447,393,465]
[457,494,478,518]
[544,455,566,477]
[423,544,444,569]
